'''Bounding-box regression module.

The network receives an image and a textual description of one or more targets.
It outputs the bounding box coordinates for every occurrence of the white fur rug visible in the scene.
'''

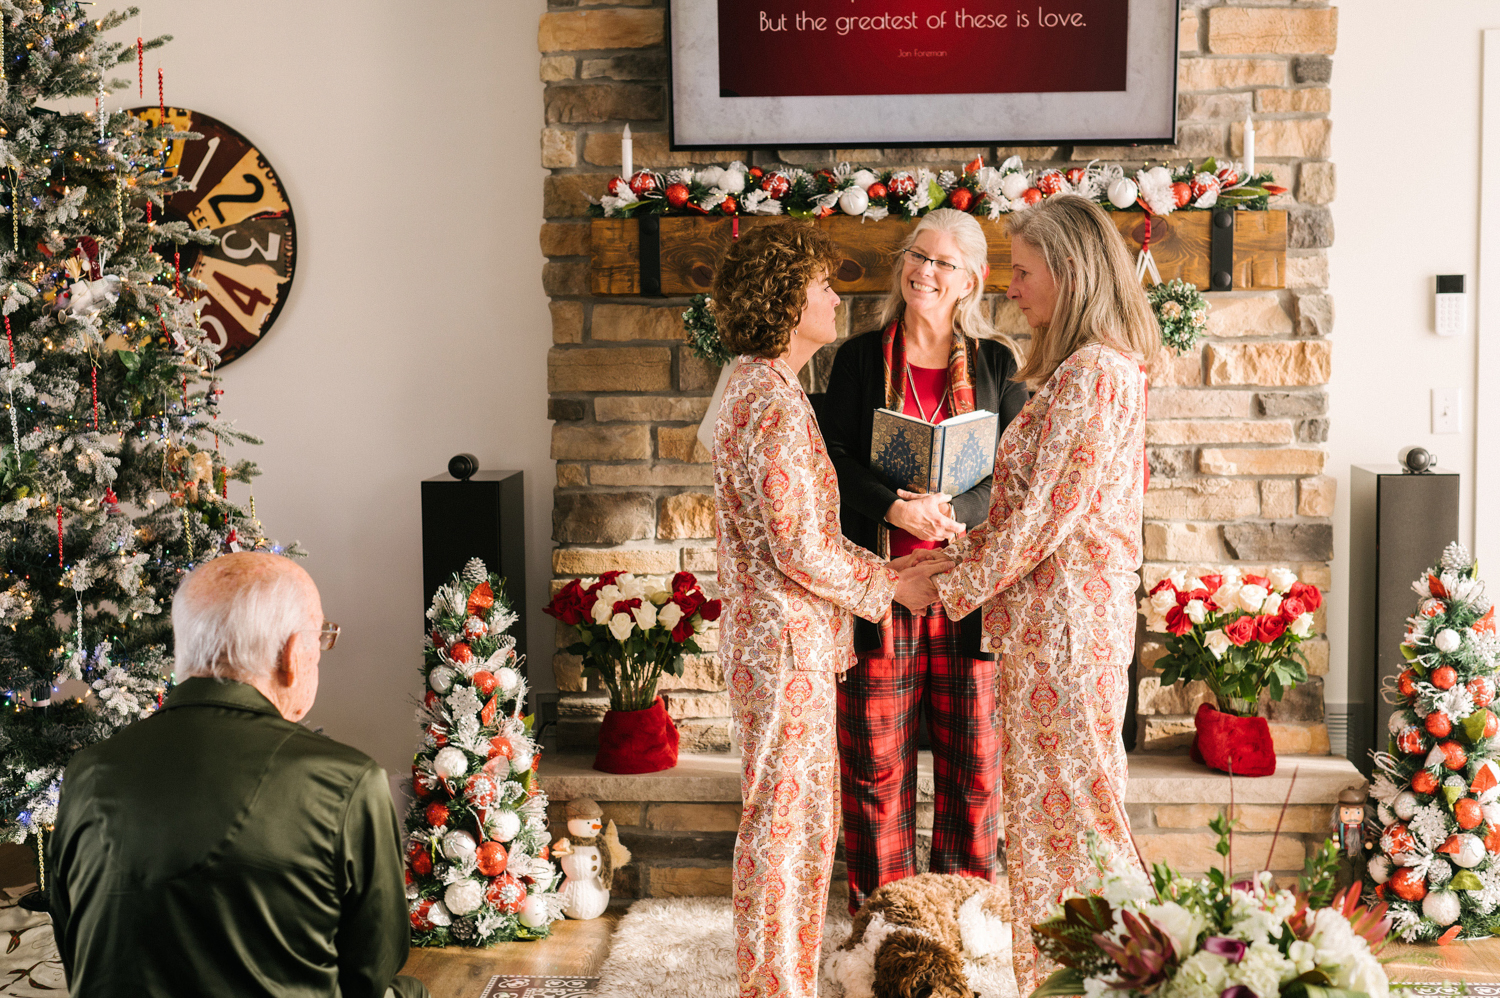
[594,893,1017,998]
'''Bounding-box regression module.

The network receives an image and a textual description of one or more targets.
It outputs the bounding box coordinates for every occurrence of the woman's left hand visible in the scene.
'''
[888,548,950,572]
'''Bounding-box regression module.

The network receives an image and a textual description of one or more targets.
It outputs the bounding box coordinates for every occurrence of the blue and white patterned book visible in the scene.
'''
[870,408,998,496]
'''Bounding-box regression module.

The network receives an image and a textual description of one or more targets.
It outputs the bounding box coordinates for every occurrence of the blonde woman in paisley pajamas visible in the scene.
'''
[916,195,1159,992]
[710,223,948,998]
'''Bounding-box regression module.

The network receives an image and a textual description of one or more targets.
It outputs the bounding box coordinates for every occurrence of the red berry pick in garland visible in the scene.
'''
[1412,770,1440,795]
[1396,725,1425,755]
[1432,665,1458,690]
[947,187,974,212]
[1426,712,1453,738]
[425,802,450,828]
[1170,182,1192,208]
[1388,866,1428,902]
[409,844,433,877]
[1440,740,1469,771]
[1472,676,1495,708]
[1457,797,1484,830]
[1399,669,1419,697]
[473,671,498,696]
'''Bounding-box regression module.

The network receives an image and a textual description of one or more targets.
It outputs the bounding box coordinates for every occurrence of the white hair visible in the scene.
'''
[172,559,314,683]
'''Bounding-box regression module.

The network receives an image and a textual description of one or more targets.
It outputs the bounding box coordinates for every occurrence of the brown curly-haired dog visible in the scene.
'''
[710,221,843,359]
[825,873,1013,998]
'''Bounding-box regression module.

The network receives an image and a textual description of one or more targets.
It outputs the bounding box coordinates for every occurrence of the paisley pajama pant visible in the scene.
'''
[730,647,840,998]
[1002,654,1137,993]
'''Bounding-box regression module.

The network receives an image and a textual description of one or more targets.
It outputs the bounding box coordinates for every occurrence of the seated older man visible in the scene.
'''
[47,552,428,998]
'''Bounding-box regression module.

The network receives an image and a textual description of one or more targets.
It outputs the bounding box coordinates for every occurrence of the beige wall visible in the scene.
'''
[131,0,554,776]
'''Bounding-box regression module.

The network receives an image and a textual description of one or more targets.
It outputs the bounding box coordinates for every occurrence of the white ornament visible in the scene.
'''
[1423,890,1461,926]
[1393,791,1420,821]
[1366,853,1393,885]
[428,900,453,926]
[1436,628,1462,653]
[444,879,484,917]
[442,829,478,863]
[1453,833,1487,868]
[719,169,746,193]
[1000,172,1031,200]
[1389,710,1415,736]
[429,666,457,694]
[838,187,869,216]
[511,746,534,775]
[851,169,877,190]
[433,746,469,780]
[697,166,724,189]
[495,666,521,695]
[1107,178,1139,209]
[519,891,551,928]
[1484,800,1500,825]
[487,807,522,843]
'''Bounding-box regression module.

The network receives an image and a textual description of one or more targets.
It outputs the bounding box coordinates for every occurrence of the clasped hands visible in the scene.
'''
[886,488,962,613]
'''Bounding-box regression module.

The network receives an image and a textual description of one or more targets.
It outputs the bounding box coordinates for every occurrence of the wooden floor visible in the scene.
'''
[400,914,619,995]
[1383,936,1500,985]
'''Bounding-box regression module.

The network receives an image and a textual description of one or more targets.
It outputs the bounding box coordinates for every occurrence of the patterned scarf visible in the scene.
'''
[880,318,976,418]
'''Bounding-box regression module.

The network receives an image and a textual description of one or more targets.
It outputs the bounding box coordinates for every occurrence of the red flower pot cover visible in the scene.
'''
[1190,703,1277,777]
[593,695,680,775]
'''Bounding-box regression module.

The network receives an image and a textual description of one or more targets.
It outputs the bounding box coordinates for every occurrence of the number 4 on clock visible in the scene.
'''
[213,271,273,318]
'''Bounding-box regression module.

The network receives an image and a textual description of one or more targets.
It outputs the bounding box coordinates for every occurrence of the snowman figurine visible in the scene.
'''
[551,798,631,919]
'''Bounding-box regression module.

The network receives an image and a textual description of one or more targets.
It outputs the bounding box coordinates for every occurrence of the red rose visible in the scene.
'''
[675,590,704,618]
[1287,581,1322,613]
[672,571,699,594]
[1165,605,1193,636]
[1279,596,1306,623]
[699,599,722,622]
[1149,578,1177,596]
[544,579,588,625]
[611,597,642,617]
[1180,588,1212,605]
[586,571,624,595]
[1255,614,1288,643]
[1199,574,1223,595]
[1224,616,1256,647]
[671,618,696,643]
[1242,574,1271,590]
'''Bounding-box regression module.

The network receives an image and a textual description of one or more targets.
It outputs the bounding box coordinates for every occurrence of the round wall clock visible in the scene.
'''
[127,106,297,366]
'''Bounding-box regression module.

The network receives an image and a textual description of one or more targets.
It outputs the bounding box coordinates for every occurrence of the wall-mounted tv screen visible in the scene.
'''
[669,0,1178,149]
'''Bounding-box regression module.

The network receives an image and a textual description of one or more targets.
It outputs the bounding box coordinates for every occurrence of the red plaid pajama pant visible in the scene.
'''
[836,602,1002,914]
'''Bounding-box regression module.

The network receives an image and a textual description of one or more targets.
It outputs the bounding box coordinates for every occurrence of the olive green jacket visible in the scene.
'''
[48,677,427,998]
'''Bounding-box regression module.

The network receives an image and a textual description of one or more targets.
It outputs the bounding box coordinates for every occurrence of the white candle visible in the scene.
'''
[1243,114,1255,179]
[621,124,633,180]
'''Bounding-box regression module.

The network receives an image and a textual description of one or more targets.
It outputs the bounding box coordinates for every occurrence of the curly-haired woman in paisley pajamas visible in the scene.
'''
[913,195,1160,992]
[710,223,948,998]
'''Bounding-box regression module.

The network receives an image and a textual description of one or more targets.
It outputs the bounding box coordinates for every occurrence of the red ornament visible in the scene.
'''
[485,873,526,913]
[410,898,436,931]
[760,173,790,199]
[1216,166,1240,187]
[428,724,448,747]
[815,169,835,184]
[1413,770,1439,795]
[1426,712,1453,738]
[1486,825,1500,853]
[1170,182,1192,208]
[1373,883,1387,901]
[748,166,764,180]
[947,188,975,212]
[1065,168,1086,185]
[1037,171,1065,196]
[425,802,450,828]
[887,173,917,196]
[1263,184,1288,196]
[608,176,631,198]
[1021,188,1043,206]
[429,629,447,652]
[409,845,433,877]
[476,840,509,876]
[423,690,439,710]
[1485,710,1499,739]
[488,735,515,760]
[1388,866,1428,902]
[1189,174,1220,201]
[866,181,888,201]
[448,642,473,665]
[480,695,498,728]
[1471,676,1495,708]
[628,172,658,197]
[1382,822,1417,855]
[473,671,498,696]
[719,195,738,216]
[1457,797,1484,830]
[1396,725,1425,754]
[413,764,434,799]
[665,183,691,208]
[466,773,499,808]
[467,581,495,616]
[1399,669,1419,697]
[1433,665,1458,690]
[1441,740,1469,770]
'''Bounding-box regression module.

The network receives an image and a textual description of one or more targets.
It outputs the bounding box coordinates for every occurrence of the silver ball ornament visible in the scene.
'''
[1107,178,1139,209]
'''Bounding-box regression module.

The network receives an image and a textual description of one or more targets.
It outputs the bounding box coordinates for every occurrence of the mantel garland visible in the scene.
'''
[592,156,1285,222]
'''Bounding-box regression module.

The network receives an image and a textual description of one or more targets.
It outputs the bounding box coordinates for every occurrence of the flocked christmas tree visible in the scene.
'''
[405,559,563,945]
[0,4,276,846]
[1367,542,1500,941]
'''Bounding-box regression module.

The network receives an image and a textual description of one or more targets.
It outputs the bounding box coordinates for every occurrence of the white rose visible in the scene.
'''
[1268,567,1298,592]
[444,880,484,916]
[692,614,708,633]
[1290,613,1314,638]
[1000,171,1031,200]
[1214,579,1242,609]
[1260,593,1283,618]
[1140,900,1207,960]
[632,602,658,631]
[1345,953,1388,998]
[1185,599,1208,625]
[658,602,685,630]
[1237,585,1269,614]
[595,584,622,605]
[608,612,635,643]
[1205,629,1232,660]
[1435,628,1462,653]
[433,746,469,780]
[1149,589,1177,615]
[590,598,613,625]
[1184,576,1206,593]
[1167,568,1188,590]
[648,589,671,606]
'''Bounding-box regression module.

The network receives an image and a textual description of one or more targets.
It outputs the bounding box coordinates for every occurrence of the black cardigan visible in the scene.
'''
[821,328,1029,658]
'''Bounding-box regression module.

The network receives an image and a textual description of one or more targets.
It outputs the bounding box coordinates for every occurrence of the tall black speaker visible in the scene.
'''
[1347,465,1460,775]
[420,469,527,663]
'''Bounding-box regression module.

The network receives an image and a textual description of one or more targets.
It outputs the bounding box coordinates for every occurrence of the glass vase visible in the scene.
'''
[1215,694,1260,718]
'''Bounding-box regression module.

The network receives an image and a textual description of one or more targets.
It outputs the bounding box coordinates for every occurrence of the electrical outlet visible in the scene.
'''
[1432,388,1461,434]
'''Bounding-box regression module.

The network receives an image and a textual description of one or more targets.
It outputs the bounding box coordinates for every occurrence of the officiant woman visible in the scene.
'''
[920,194,1156,991]
[820,208,1028,916]
[709,222,948,998]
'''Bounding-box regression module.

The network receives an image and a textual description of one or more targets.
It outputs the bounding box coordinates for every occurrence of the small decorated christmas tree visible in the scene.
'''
[1367,542,1500,942]
[405,559,563,945]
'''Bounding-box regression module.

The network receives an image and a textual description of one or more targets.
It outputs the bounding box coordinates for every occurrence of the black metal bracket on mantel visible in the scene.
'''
[1209,209,1235,291]
[638,215,662,296]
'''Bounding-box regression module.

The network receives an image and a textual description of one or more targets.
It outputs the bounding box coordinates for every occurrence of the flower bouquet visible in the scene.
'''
[544,571,722,774]
[1031,819,1391,998]
[1139,567,1324,775]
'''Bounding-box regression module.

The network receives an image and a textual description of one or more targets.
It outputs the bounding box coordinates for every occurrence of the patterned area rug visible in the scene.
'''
[0,885,63,997]
[1394,989,1500,996]
[476,976,598,997]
